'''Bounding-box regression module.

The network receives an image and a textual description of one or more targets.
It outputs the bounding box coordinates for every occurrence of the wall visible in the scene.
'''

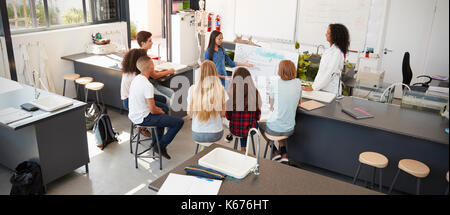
[129,0,162,37]
[11,22,128,98]
[423,0,449,78]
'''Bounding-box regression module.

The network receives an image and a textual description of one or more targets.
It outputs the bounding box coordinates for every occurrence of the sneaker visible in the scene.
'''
[225,134,233,143]
[160,147,171,160]
[279,153,289,164]
[137,127,152,137]
[271,149,281,161]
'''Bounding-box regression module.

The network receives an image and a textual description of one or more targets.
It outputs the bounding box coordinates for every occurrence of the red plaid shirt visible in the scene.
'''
[226,109,261,138]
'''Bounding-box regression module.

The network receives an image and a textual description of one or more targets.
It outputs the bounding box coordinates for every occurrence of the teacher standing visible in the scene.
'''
[303,23,350,95]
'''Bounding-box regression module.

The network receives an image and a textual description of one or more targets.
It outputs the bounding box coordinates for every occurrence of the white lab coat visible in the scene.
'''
[312,44,344,95]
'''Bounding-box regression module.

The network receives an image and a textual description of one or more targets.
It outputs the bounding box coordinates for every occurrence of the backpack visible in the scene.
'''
[93,113,118,150]
[10,160,45,195]
[85,102,107,130]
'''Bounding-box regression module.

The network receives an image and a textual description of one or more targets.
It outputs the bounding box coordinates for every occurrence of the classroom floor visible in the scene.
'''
[0,108,403,195]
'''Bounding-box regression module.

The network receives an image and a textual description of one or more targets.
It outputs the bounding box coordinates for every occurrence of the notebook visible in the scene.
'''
[342,106,374,119]
[300,100,326,111]
[30,95,73,112]
[0,108,32,125]
[302,90,336,103]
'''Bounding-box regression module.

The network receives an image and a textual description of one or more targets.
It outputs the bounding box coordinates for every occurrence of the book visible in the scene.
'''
[300,100,326,111]
[342,106,374,119]
[0,107,32,125]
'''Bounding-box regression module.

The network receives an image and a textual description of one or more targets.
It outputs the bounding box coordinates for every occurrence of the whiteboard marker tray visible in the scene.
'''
[198,147,257,179]
[30,95,73,112]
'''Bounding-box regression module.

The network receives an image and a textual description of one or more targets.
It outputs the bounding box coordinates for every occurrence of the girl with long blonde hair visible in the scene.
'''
[187,60,228,144]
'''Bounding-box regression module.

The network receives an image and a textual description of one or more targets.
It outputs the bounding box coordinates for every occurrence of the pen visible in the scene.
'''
[196,176,213,182]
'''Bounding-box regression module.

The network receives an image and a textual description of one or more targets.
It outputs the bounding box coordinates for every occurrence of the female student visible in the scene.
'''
[187,60,227,144]
[225,67,262,152]
[121,48,169,114]
[303,23,350,95]
[204,30,253,142]
[260,60,302,163]
[136,31,175,103]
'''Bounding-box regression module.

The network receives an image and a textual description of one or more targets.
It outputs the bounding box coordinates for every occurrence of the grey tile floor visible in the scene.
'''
[0,109,238,195]
[0,108,398,195]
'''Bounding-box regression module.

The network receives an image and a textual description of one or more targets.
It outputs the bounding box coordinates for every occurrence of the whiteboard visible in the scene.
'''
[297,0,371,51]
[234,0,298,42]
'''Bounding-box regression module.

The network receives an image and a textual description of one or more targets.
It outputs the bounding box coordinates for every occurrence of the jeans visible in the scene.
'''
[122,94,169,114]
[234,124,259,148]
[138,113,184,149]
[192,130,224,143]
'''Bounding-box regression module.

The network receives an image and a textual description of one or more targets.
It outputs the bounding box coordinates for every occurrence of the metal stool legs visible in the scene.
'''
[353,163,384,192]
[134,127,162,170]
[388,168,423,195]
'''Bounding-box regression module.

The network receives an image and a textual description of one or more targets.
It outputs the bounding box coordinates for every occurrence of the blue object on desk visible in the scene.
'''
[445,128,449,134]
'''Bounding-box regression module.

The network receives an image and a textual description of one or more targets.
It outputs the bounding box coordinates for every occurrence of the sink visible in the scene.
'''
[198,147,257,179]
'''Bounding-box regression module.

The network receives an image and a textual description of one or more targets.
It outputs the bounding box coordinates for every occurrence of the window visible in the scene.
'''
[7,0,46,31]
[7,0,120,33]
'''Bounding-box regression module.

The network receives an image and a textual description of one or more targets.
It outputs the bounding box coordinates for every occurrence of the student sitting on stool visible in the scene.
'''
[128,57,184,159]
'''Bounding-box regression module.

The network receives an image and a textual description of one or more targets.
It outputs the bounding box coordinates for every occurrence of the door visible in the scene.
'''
[381,0,437,97]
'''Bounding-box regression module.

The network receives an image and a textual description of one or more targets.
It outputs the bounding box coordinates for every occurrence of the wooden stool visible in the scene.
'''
[263,133,289,160]
[135,126,162,170]
[85,82,105,110]
[445,171,449,195]
[352,152,389,192]
[63,73,80,97]
[233,135,256,155]
[388,159,430,195]
[75,77,93,101]
[195,141,216,154]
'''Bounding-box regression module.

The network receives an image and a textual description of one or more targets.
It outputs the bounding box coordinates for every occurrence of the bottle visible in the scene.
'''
[207,13,213,32]
[215,15,221,31]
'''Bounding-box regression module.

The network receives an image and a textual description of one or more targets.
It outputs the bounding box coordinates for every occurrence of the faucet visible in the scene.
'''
[245,128,261,176]
[316,44,325,55]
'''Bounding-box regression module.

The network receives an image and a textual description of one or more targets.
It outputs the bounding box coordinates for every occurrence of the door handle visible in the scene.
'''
[383,48,393,54]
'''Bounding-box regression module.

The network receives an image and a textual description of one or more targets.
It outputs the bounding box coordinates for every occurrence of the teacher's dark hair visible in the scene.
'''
[207,30,223,61]
[329,23,350,55]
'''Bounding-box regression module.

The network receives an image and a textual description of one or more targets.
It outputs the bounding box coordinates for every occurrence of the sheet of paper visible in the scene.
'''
[0,77,23,95]
[157,173,222,195]
[0,107,32,125]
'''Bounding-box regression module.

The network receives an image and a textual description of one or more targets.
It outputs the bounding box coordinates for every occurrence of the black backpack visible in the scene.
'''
[10,160,45,195]
[93,113,118,150]
[85,102,102,130]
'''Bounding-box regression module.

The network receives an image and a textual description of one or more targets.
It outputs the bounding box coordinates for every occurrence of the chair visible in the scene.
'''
[445,171,449,195]
[85,82,105,111]
[402,52,432,92]
[388,159,430,195]
[129,122,152,154]
[233,135,256,155]
[194,141,216,154]
[134,126,162,170]
[75,77,93,101]
[352,152,389,192]
[62,73,80,97]
[263,133,289,160]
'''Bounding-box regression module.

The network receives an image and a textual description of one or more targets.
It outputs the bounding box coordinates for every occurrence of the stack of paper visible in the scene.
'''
[427,86,449,97]
[302,90,336,103]
[300,100,326,111]
[157,173,222,195]
[0,108,32,125]
[155,62,187,72]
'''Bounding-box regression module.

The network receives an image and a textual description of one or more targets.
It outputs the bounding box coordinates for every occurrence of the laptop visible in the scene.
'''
[342,106,374,119]
[30,95,73,112]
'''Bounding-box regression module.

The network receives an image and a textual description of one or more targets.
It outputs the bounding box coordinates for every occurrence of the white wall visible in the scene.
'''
[130,0,163,37]
[423,0,449,78]
[11,22,128,97]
